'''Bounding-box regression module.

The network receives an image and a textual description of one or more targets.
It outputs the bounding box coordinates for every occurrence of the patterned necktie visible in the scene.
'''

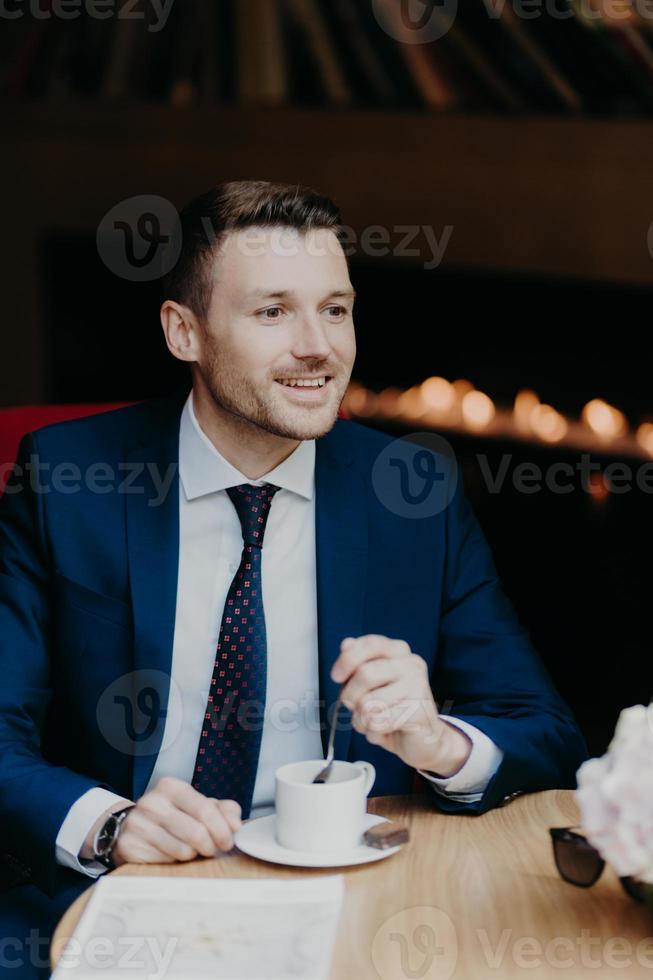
[191,482,280,817]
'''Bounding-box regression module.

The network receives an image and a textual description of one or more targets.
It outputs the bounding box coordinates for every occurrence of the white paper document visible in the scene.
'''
[52,874,345,980]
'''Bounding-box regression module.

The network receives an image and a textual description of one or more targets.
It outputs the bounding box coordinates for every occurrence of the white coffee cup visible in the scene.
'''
[275,759,376,853]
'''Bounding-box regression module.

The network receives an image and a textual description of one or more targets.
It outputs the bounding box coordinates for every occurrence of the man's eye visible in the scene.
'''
[261,307,284,320]
[326,305,347,317]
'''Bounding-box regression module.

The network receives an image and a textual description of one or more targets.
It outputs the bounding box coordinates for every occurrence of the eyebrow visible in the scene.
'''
[247,288,356,301]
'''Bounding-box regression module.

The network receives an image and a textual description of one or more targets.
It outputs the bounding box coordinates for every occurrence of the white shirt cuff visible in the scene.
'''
[417,716,504,802]
[55,787,133,878]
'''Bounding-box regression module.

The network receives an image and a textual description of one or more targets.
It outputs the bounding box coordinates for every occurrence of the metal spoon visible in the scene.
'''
[312,696,342,783]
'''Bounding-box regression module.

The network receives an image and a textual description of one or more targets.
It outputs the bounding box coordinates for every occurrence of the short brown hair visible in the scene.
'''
[161,180,344,322]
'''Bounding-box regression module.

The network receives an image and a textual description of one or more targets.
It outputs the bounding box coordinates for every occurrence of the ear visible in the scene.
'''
[160,300,201,364]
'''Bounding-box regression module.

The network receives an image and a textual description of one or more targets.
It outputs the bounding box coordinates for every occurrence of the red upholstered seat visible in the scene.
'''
[0,403,136,495]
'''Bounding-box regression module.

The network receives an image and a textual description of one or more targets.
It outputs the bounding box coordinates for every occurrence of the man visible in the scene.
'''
[0,181,587,976]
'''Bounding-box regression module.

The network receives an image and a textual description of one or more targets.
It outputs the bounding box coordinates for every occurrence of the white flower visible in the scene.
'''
[576,703,653,884]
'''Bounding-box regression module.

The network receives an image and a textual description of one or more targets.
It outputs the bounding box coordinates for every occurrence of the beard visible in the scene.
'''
[201,344,349,442]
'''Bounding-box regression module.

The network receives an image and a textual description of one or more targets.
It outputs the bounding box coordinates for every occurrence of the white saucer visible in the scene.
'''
[234,813,403,868]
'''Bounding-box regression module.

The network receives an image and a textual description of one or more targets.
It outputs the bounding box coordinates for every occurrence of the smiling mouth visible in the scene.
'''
[275,376,332,388]
[273,376,334,400]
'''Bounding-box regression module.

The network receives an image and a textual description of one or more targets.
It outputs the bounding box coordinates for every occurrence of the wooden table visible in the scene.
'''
[52,790,653,979]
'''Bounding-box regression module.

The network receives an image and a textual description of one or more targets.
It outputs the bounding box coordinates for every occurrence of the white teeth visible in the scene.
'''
[278,378,327,388]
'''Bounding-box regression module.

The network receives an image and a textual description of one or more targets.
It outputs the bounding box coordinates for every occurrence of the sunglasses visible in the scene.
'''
[550,827,645,903]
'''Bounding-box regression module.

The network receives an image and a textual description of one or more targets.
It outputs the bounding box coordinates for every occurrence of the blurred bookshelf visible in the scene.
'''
[3,0,653,403]
[5,0,653,114]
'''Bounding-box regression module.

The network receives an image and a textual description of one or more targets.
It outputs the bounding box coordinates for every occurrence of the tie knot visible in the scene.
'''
[226,483,280,548]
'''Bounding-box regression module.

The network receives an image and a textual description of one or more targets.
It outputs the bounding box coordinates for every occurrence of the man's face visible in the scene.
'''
[194,226,356,441]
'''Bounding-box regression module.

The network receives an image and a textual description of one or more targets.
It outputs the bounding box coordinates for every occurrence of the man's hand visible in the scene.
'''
[331,635,472,776]
[83,777,242,867]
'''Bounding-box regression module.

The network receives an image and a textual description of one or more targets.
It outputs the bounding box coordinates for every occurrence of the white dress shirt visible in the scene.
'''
[56,394,503,876]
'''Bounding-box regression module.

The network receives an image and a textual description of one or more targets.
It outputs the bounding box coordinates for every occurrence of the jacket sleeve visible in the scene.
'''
[0,433,118,896]
[427,468,589,814]
[418,716,504,801]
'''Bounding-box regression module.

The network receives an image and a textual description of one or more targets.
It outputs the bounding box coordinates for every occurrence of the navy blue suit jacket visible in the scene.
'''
[0,387,587,965]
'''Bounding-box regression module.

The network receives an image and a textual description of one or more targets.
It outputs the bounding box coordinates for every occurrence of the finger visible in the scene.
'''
[331,635,411,684]
[115,837,178,865]
[153,777,237,851]
[194,798,240,851]
[344,649,432,707]
[352,681,434,735]
[140,793,219,857]
[175,800,236,854]
[213,799,243,833]
[116,801,197,863]
[340,658,399,712]
[120,809,200,862]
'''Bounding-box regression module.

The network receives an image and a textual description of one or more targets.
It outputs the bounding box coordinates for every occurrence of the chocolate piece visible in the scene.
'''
[363,822,409,849]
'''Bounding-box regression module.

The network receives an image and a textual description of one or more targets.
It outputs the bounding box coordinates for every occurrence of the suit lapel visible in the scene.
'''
[315,426,369,762]
[126,391,186,800]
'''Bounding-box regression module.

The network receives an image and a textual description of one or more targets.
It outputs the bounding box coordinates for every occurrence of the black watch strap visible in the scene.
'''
[93,804,135,869]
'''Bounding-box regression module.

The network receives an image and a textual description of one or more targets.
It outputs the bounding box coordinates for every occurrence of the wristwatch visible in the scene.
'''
[92,805,135,869]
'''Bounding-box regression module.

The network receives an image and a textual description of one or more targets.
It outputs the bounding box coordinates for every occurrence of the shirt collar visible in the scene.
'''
[179,392,315,502]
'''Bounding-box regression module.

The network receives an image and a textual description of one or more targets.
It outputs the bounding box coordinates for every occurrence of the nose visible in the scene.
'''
[291,313,332,363]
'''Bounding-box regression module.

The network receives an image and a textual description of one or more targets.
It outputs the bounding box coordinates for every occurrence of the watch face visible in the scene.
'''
[96,814,119,856]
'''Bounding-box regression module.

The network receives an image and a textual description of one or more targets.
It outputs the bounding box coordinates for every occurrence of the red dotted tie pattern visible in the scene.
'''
[191,482,280,817]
